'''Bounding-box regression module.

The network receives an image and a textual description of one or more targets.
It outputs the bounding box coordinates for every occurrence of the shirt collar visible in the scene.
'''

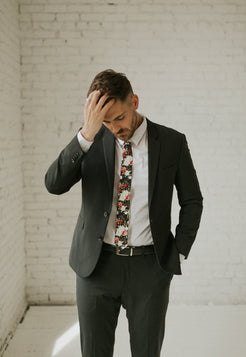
[117,116,147,147]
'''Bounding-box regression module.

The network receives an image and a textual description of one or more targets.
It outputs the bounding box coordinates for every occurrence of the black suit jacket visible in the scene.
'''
[45,118,203,277]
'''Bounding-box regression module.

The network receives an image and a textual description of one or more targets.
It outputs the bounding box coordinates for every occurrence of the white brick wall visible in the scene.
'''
[0,0,27,353]
[19,0,246,305]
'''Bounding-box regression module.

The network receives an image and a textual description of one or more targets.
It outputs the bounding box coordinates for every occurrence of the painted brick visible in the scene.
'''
[22,0,245,307]
[0,0,26,353]
[0,0,244,328]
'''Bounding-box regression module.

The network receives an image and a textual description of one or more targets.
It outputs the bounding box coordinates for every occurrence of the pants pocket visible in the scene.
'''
[149,254,173,280]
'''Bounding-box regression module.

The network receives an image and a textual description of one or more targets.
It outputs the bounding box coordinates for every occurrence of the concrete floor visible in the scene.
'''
[2,305,246,357]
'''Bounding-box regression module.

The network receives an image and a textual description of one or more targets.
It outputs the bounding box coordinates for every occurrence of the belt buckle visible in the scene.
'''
[116,246,133,256]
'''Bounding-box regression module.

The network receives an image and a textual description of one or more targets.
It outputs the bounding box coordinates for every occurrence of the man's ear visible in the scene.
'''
[130,94,139,110]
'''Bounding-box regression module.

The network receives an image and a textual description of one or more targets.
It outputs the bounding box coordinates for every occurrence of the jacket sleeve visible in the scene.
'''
[44,134,85,195]
[174,134,203,258]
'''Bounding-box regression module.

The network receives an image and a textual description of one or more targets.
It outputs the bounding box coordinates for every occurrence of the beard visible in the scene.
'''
[115,112,140,141]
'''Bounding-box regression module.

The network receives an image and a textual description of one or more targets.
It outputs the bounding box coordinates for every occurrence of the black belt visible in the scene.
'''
[102,242,155,256]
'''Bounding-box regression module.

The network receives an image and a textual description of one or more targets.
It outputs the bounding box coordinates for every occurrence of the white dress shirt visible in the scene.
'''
[77,117,185,263]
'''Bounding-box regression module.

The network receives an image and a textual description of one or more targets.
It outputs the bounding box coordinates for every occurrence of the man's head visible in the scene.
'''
[87,69,143,141]
[87,69,133,106]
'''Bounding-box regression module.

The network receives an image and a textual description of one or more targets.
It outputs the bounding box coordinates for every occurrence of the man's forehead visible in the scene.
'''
[104,101,127,121]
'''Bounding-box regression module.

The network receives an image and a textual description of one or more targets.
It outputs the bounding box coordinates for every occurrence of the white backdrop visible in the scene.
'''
[1,0,246,352]
[20,0,246,305]
[1,4,246,343]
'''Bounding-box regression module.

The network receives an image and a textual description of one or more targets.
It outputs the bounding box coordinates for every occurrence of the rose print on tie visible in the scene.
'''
[114,141,133,250]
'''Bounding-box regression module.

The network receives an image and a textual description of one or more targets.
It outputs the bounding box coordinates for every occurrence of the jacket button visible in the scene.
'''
[104,211,109,217]
[98,236,103,241]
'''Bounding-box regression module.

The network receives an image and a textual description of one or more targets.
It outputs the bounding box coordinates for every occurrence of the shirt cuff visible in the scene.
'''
[77,130,93,153]
[179,253,185,264]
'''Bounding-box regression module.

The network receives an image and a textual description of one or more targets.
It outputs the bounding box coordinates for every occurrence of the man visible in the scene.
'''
[45,69,203,357]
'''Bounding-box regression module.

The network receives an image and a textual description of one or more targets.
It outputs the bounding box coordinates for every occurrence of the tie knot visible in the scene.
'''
[123,141,132,158]
[123,141,131,150]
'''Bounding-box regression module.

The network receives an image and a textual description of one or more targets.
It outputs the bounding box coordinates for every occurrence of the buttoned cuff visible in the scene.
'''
[77,130,93,152]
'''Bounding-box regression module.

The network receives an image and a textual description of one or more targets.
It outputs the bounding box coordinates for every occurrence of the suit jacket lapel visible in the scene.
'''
[102,126,115,193]
[147,119,161,207]
[147,119,161,208]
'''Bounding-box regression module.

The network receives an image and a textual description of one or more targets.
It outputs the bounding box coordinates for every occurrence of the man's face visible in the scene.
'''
[102,94,141,141]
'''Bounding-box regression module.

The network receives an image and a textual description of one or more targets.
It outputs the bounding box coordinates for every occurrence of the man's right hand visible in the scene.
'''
[81,90,115,142]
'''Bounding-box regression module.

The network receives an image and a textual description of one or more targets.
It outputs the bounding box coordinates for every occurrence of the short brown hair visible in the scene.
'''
[87,69,134,106]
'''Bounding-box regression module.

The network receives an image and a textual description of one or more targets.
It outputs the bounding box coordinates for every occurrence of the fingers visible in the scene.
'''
[86,90,114,114]
[97,92,114,110]
[82,90,114,141]
[85,90,100,108]
[100,97,115,115]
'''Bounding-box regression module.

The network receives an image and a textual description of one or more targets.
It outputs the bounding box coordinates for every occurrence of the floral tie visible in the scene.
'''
[114,141,133,251]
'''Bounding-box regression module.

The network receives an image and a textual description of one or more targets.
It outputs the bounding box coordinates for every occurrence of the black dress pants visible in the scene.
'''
[76,244,173,357]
